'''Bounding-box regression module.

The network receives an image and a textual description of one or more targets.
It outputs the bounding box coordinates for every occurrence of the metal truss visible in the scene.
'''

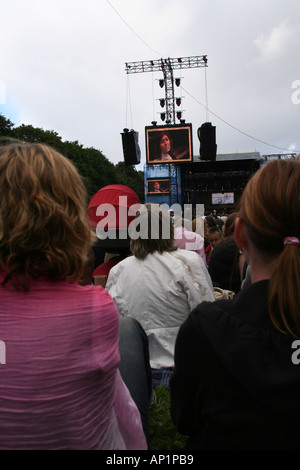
[125,56,208,125]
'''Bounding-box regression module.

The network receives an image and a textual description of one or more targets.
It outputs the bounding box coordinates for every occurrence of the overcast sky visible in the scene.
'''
[1,0,299,170]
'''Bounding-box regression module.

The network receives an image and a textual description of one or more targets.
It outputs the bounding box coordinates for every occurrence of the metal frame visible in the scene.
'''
[125,56,208,125]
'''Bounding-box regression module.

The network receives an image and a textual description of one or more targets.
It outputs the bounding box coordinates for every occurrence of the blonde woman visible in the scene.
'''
[0,142,146,450]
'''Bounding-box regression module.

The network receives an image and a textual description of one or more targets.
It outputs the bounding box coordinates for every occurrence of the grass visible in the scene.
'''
[148,386,187,450]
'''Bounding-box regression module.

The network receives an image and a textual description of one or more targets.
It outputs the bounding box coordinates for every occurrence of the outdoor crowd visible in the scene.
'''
[0,141,300,450]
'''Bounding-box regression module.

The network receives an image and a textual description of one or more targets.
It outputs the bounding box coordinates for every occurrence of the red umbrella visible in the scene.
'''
[87,184,140,230]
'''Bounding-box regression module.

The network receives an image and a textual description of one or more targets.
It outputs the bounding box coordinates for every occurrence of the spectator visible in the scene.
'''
[87,183,152,443]
[106,203,214,388]
[0,142,147,450]
[174,216,206,265]
[170,158,300,450]
[208,212,242,293]
[205,226,223,266]
[87,184,140,287]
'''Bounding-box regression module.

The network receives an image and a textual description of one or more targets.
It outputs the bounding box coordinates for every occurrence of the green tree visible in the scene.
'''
[12,124,65,152]
[0,113,144,200]
[115,161,145,202]
[0,114,15,144]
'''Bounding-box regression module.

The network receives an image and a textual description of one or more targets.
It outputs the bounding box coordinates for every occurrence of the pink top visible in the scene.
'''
[0,276,146,450]
[174,226,206,265]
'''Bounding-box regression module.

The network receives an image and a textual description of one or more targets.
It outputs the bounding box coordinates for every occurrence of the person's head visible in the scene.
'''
[0,142,92,290]
[87,184,140,255]
[235,159,300,336]
[207,227,222,248]
[130,203,178,260]
[223,212,238,238]
[158,132,172,155]
[204,216,217,237]
[154,181,160,191]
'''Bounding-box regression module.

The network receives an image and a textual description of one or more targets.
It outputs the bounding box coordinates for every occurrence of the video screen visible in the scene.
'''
[211,192,235,205]
[145,124,193,164]
[147,178,170,194]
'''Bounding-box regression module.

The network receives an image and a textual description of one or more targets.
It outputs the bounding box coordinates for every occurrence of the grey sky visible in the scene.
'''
[0,0,299,170]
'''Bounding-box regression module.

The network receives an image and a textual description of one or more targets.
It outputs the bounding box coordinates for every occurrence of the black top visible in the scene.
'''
[170,281,300,450]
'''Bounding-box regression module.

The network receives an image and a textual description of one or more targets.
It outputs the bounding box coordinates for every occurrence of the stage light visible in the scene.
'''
[151,121,157,126]
[175,78,181,87]
[159,79,164,88]
[160,99,165,108]
[177,112,182,120]
[160,112,165,121]
[176,98,181,106]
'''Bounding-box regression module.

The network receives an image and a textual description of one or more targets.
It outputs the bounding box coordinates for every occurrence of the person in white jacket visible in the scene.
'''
[106,204,214,385]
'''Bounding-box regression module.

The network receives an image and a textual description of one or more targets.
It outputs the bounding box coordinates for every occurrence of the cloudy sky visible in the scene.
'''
[0,0,299,170]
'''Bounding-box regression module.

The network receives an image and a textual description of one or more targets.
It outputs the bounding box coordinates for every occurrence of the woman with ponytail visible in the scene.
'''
[170,158,300,450]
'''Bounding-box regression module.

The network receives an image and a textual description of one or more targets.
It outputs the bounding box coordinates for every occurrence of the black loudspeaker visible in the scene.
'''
[198,122,217,161]
[121,129,141,166]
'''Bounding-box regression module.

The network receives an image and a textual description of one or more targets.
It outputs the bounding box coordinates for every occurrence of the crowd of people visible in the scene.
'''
[0,141,300,450]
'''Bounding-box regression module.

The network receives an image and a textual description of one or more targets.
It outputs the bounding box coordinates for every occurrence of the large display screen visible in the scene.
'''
[146,178,170,194]
[145,124,193,164]
[211,192,235,205]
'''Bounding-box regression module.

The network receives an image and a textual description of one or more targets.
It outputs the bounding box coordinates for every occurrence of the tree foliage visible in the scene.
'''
[0,113,144,201]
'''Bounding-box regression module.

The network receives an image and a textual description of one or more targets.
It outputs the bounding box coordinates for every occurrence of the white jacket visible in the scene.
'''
[106,249,214,369]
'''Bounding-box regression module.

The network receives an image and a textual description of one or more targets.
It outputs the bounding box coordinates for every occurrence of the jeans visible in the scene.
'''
[119,317,152,447]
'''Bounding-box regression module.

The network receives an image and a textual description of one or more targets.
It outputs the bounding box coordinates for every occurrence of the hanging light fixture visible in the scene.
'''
[160,112,165,121]
[175,78,181,87]
[160,99,165,108]
[159,79,164,88]
[176,98,181,106]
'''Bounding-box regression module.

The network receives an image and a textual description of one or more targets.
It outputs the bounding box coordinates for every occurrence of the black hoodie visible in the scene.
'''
[170,280,300,450]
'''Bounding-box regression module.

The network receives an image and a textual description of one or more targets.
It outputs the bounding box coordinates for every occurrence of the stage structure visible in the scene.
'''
[180,158,261,213]
[125,55,208,125]
[144,164,181,207]
[125,56,208,206]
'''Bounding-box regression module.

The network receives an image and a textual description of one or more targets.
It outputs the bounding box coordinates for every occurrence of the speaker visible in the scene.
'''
[121,129,141,166]
[198,122,217,161]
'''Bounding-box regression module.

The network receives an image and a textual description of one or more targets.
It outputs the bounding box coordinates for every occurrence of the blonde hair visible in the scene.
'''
[238,159,300,337]
[0,142,93,290]
[130,203,178,260]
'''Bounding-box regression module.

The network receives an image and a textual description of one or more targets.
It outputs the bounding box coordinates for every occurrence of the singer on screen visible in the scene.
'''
[151,131,189,162]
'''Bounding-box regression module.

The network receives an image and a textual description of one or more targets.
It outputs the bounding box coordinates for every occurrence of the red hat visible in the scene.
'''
[87,184,140,250]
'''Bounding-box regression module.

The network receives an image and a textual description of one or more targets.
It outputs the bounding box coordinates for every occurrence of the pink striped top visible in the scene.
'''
[0,277,146,450]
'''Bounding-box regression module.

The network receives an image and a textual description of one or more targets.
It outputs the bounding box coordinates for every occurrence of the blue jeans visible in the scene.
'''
[119,317,152,447]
